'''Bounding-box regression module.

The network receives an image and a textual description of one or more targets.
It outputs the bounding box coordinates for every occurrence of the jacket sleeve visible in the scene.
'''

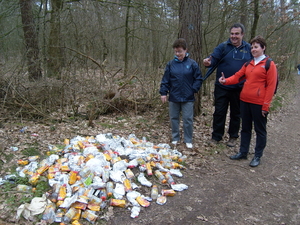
[223,64,247,85]
[192,61,203,93]
[159,62,171,96]
[262,61,277,111]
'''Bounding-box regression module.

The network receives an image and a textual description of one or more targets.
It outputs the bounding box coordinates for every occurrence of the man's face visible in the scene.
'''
[230,27,244,47]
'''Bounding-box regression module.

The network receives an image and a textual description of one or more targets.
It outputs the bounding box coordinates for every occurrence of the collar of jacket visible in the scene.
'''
[174,53,189,62]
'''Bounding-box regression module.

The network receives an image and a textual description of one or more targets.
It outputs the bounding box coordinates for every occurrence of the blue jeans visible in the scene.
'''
[169,101,194,143]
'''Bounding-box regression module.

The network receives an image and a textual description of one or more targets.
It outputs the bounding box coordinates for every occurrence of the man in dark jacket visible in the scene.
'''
[160,38,202,149]
[203,23,252,147]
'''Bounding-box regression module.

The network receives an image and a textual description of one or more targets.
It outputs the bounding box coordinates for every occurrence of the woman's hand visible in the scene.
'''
[262,111,269,117]
[219,72,226,84]
[161,95,167,103]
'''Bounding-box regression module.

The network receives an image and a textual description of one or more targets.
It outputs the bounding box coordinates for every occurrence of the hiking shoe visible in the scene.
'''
[250,156,260,167]
[227,138,238,147]
[208,139,219,146]
[229,152,247,160]
[171,141,178,145]
[186,143,193,148]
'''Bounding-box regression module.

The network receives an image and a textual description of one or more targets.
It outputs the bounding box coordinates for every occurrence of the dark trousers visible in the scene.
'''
[212,85,241,141]
[239,101,267,158]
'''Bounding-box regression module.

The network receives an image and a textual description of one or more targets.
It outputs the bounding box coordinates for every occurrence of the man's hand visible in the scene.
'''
[203,56,212,67]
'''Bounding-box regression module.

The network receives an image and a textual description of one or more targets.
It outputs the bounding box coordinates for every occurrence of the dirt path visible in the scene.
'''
[107,76,300,225]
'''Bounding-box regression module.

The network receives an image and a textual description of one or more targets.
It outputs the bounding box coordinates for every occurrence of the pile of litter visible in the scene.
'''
[7,133,189,224]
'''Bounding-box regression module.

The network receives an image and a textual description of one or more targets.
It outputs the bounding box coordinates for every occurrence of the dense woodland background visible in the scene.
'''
[0,0,300,125]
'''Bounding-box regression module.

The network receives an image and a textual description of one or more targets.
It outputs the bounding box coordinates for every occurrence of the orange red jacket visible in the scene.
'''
[224,57,277,111]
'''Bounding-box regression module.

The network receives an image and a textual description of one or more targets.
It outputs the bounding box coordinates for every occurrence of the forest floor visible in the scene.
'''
[0,75,299,225]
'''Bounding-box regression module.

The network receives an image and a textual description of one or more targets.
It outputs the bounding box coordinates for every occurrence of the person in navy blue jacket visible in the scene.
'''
[203,23,252,147]
[160,38,202,149]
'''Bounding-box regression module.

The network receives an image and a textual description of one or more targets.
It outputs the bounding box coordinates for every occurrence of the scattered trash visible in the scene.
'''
[2,133,189,224]
[10,146,19,151]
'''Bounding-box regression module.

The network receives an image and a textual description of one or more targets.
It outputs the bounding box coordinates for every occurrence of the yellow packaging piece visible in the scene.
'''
[146,162,153,176]
[161,189,176,196]
[87,197,101,211]
[17,159,29,165]
[103,153,112,161]
[110,199,126,208]
[56,200,64,207]
[29,173,40,185]
[69,171,78,185]
[57,184,66,201]
[77,156,85,166]
[82,210,98,223]
[84,154,94,163]
[73,209,81,221]
[124,169,134,179]
[136,196,150,207]
[72,201,87,210]
[36,165,49,175]
[60,165,70,172]
[72,220,82,225]
[123,179,132,192]
[64,138,70,145]
[77,141,84,149]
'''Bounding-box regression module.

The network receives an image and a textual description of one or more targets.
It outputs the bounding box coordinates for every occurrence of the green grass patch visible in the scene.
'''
[21,143,42,157]
[270,95,283,111]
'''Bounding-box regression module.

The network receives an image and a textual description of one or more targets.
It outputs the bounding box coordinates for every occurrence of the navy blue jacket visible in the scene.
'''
[209,39,252,90]
[159,54,202,102]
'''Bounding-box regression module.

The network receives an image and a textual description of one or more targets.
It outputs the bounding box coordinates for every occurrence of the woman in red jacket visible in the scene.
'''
[219,36,277,167]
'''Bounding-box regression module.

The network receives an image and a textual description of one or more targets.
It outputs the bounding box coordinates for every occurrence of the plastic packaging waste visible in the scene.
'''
[150,185,159,200]
[137,173,152,187]
[42,203,56,223]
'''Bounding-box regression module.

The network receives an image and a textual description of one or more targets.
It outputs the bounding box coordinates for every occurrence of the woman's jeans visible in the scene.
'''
[169,101,194,143]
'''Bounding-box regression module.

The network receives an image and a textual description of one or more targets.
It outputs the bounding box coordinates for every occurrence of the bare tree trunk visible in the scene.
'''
[19,0,42,81]
[250,0,259,40]
[47,0,64,79]
[240,0,247,30]
[124,0,132,76]
[179,0,203,116]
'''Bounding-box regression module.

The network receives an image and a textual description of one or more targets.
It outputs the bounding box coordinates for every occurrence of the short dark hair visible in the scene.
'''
[172,38,187,50]
[230,23,245,34]
[250,35,267,51]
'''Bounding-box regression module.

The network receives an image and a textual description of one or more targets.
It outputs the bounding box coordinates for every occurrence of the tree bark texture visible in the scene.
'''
[179,0,203,116]
[19,0,42,81]
[47,0,64,79]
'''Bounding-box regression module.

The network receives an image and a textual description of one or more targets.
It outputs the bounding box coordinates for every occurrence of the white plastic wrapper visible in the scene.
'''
[155,163,169,172]
[113,160,128,172]
[46,154,59,165]
[127,158,138,168]
[59,193,79,208]
[126,191,141,206]
[83,146,99,157]
[137,173,152,187]
[90,176,106,189]
[85,158,106,175]
[110,170,126,183]
[171,183,188,191]
[130,206,141,218]
[169,169,183,177]
[113,183,125,199]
